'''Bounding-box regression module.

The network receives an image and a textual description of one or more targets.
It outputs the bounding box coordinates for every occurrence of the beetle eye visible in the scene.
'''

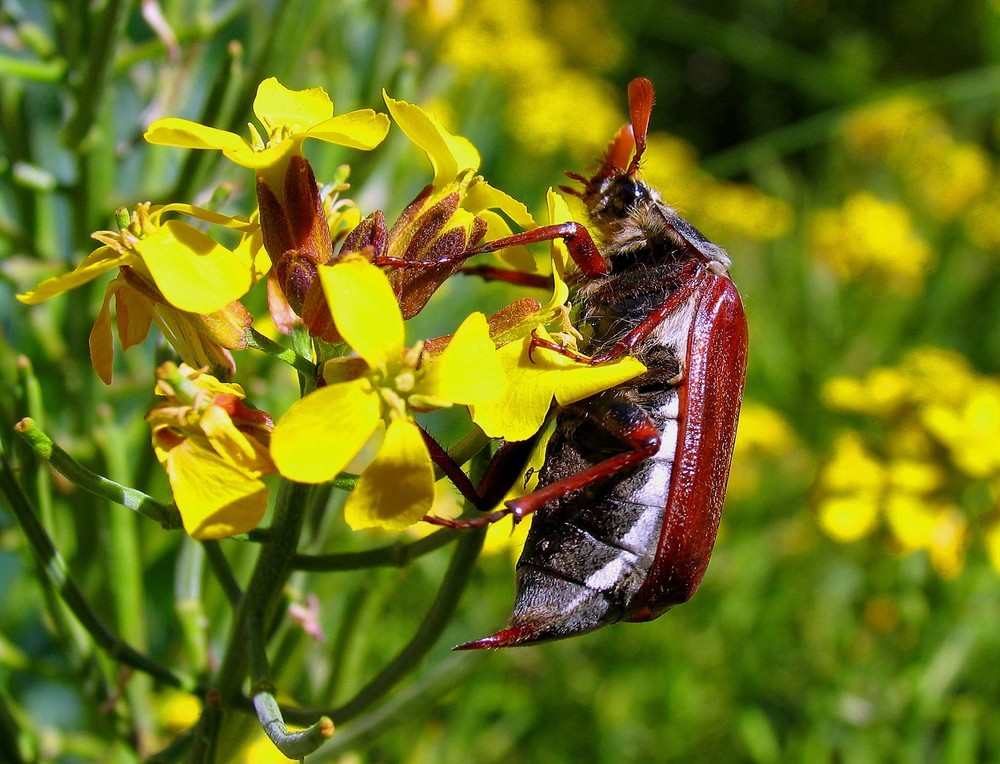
[611,179,647,214]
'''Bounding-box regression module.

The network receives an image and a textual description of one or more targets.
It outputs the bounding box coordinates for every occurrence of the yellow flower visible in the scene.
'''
[144,77,390,200]
[147,363,275,540]
[926,508,966,579]
[471,190,646,440]
[818,431,886,495]
[817,494,880,542]
[472,326,646,441]
[921,383,1000,478]
[822,368,910,418]
[381,91,537,316]
[270,259,504,530]
[17,203,258,383]
[808,192,932,289]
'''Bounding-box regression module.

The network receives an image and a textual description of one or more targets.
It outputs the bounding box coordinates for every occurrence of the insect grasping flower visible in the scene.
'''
[270,259,504,530]
[378,92,538,317]
[147,362,276,540]
[471,190,647,440]
[17,203,261,383]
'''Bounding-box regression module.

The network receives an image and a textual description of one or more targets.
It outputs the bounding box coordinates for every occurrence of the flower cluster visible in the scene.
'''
[17,77,645,539]
[815,348,1000,578]
[807,192,932,290]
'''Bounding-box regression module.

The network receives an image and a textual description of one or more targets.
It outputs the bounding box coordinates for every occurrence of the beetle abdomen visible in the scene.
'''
[467,393,680,647]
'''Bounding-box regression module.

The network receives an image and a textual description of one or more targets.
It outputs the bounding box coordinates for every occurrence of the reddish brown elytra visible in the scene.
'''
[421,78,748,648]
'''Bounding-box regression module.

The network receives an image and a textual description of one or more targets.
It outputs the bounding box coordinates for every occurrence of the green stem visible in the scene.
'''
[96,411,155,752]
[60,0,129,150]
[248,626,334,758]
[191,479,315,759]
[293,528,458,571]
[202,540,243,608]
[246,328,317,377]
[174,539,210,677]
[14,418,181,529]
[299,526,485,726]
[0,450,193,691]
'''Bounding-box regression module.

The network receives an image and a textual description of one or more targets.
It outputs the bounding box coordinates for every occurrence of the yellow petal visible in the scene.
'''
[463,179,536,229]
[476,210,534,272]
[166,440,268,540]
[200,405,274,478]
[306,110,391,150]
[144,117,252,159]
[89,279,120,385]
[114,279,154,350]
[415,312,504,406]
[270,379,380,483]
[472,336,560,441]
[343,417,434,530]
[17,246,132,304]
[320,260,404,370]
[135,220,252,314]
[383,92,480,186]
[541,188,574,311]
[554,356,647,406]
[253,77,333,136]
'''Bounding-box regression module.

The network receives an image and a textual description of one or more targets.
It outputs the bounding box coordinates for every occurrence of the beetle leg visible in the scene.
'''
[426,400,662,529]
[421,432,538,528]
[504,408,661,522]
[461,222,610,277]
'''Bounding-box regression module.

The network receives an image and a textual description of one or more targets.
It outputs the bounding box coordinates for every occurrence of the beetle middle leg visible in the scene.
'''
[424,395,663,530]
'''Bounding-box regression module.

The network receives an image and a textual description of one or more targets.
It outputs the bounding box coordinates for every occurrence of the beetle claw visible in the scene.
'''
[452,624,542,651]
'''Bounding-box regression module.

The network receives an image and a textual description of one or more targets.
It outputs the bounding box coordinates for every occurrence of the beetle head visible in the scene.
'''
[565,78,657,232]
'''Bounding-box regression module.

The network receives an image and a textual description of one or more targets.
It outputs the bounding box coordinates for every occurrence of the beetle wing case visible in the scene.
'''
[459,273,747,649]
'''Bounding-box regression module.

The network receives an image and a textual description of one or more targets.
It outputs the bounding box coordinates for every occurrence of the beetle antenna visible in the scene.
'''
[626,77,654,176]
[604,122,635,174]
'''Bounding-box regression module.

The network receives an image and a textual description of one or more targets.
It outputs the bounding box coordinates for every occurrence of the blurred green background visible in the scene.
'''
[4,0,1000,761]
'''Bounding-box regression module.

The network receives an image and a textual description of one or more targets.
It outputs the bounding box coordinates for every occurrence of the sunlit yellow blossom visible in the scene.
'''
[841,96,938,160]
[157,690,202,734]
[818,431,886,495]
[270,259,504,530]
[818,494,880,542]
[921,383,1000,478]
[380,91,538,314]
[884,492,937,552]
[642,133,792,243]
[145,77,390,198]
[734,403,798,458]
[438,0,622,158]
[729,402,805,499]
[904,139,992,221]
[927,508,966,579]
[147,363,275,540]
[506,73,621,158]
[808,192,931,289]
[886,458,944,495]
[898,347,977,408]
[17,203,259,383]
[815,431,884,541]
[822,368,910,418]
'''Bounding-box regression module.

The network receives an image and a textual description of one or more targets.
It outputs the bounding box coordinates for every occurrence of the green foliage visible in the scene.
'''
[3,0,1000,762]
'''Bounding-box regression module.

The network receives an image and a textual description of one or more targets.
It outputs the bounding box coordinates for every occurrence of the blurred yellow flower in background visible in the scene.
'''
[808,192,932,289]
[816,347,1000,577]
